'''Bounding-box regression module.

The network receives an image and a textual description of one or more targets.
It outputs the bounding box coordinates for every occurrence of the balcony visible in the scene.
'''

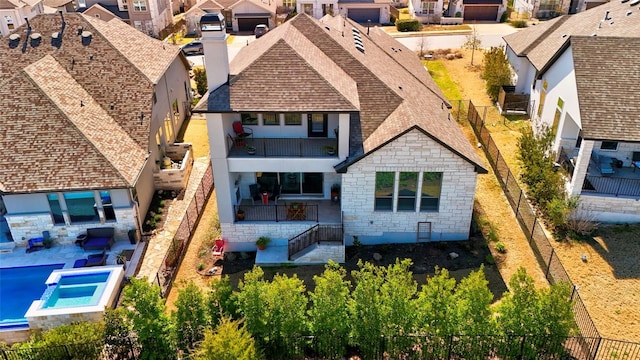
[234,200,342,223]
[582,161,640,197]
[228,138,338,158]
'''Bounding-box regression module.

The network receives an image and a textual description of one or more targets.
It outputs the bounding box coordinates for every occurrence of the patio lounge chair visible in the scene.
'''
[73,250,108,268]
[25,237,45,253]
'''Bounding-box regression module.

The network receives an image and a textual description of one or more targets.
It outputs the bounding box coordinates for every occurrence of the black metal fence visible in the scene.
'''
[156,163,214,297]
[234,204,319,222]
[460,100,640,358]
[5,334,640,360]
[288,224,343,260]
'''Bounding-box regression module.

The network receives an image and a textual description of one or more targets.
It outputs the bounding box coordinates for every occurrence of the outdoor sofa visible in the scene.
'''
[80,227,115,250]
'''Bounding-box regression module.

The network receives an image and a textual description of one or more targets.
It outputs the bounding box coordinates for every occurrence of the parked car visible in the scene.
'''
[254,24,269,38]
[181,41,203,55]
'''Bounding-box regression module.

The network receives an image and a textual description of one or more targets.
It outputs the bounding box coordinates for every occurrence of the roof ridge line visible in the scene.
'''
[521,15,570,56]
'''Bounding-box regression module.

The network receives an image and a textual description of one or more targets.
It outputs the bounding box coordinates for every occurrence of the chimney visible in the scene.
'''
[200,13,229,93]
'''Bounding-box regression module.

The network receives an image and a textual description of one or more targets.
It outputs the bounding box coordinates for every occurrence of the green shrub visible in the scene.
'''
[481,46,512,101]
[500,11,509,22]
[455,11,462,17]
[510,19,528,28]
[485,254,496,264]
[396,19,421,32]
[494,241,507,253]
[390,15,396,24]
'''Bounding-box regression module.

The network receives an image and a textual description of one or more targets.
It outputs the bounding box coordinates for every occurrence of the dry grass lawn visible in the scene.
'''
[437,50,640,342]
[428,49,547,290]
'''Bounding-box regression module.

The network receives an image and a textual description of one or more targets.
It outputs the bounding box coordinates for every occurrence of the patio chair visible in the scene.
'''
[212,239,225,259]
[73,250,108,268]
[249,184,261,204]
[232,121,253,146]
[26,237,45,253]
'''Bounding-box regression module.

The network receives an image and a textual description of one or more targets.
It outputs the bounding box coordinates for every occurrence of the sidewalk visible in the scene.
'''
[136,156,211,282]
[382,23,520,38]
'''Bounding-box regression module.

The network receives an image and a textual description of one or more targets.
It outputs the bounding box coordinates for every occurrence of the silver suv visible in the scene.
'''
[181,41,203,56]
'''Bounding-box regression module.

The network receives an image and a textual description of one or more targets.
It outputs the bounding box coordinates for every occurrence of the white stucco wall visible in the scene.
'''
[0,2,44,37]
[341,129,479,244]
[505,46,536,95]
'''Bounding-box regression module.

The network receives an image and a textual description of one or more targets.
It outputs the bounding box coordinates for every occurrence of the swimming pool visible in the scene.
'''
[42,272,110,309]
[0,264,64,328]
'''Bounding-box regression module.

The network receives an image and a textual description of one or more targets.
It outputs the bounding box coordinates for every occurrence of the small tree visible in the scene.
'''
[481,46,512,101]
[309,261,351,359]
[121,278,176,359]
[463,25,482,65]
[193,318,261,360]
[104,308,137,360]
[414,267,458,336]
[348,260,386,359]
[193,67,207,96]
[173,281,209,355]
[207,275,237,327]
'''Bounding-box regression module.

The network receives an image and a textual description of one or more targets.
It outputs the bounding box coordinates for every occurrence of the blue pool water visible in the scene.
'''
[42,272,109,309]
[0,264,64,326]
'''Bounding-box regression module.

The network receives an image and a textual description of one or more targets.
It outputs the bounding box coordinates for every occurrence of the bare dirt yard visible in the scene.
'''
[430,49,548,290]
[435,49,640,342]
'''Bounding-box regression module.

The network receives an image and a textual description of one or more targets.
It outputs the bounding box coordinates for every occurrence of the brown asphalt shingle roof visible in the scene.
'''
[0,13,182,193]
[197,14,486,172]
[504,0,640,71]
[572,36,640,142]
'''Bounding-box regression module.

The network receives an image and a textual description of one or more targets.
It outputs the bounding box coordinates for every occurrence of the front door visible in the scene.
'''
[307,114,327,137]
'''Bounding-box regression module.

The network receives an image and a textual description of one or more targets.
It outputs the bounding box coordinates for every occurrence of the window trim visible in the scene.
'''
[132,0,147,11]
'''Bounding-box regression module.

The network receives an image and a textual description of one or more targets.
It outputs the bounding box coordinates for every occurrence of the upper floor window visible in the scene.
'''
[121,0,128,9]
[322,3,334,15]
[263,113,279,125]
[302,3,313,15]
[78,0,87,7]
[285,113,302,125]
[241,113,258,125]
[600,141,618,151]
[133,0,147,11]
[47,194,65,225]
[4,15,14,30]
[283,0,295,8]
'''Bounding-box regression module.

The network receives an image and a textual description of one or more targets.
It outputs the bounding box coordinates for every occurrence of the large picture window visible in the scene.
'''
[397,172,418,211]
[263,113,279,126]
[375,172,395,211]
[285,113,301,125]
[420,172,442,211]
[100,191,116,221]
[241,113,258,125]
[64,192,99,223]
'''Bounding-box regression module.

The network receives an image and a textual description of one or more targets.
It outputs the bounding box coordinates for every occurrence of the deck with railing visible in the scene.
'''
[228,138,338,158]
[234,200,342,223]
[288,224,344,260]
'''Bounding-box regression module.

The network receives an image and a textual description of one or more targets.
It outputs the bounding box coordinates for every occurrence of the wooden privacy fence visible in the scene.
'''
[456,99,640,359]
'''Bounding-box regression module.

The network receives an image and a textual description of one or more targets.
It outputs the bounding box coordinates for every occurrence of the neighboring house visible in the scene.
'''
[408,0,505,23]
[0,0,44,37]
[503,2,640,222]
[194,13,487,263]
[512,0,606,18]
[75,0,172,37]
[184,0,275,33]
[0,13,191,248]
[298,0,392,24]
[42,0,74,14]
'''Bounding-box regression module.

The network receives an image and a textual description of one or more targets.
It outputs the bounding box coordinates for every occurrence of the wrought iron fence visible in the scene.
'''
[288,224,343,260]
[156,163,214,297]
[234,204,319,222]
[462,100,640,358]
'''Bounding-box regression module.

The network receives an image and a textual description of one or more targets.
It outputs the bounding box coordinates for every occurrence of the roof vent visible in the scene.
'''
[352,27,360,34]
[631,0,640,5]
[561,33,568,38]
[627,10,633,15]
[603,10,611,20]
[622,0,630,3]
[81,31,92,46]
[30,32,42,47]
[591,33,597,36]
[9,33,20,41]
[324,26,330,30]
[355,43,365,53]
[77,26,83,35]
[30,33,41,40]
[52,32,60,39]
[8,33,20,48]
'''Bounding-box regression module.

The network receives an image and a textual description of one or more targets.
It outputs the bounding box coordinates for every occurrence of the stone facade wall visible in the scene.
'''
[6,208,137,247]
[341,130,479,244]
[221,222,313,252]
[579,195,640,223]
[27,310,103,331]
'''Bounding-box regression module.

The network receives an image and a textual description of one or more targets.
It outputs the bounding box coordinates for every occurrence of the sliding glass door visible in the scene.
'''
[258,172,323,195]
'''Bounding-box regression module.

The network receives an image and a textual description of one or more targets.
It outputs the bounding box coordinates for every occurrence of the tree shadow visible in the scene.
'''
[575,224,640,279]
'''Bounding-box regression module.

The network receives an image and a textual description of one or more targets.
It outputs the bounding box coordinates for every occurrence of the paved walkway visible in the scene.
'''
[136,156,211,282]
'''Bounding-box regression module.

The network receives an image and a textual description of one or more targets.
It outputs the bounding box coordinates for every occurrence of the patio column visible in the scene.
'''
[570,140,594,196]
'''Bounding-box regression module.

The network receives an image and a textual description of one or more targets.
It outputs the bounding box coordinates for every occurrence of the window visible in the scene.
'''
[5,16,15,30]
[100,191,116,221]
[375,172,395,211]
[600,141,618,151]
[421,1,436,14]
[133,0,147,11]
[64,192,99,223]
[397,172,418,211]
[551,97,563,136]
[537,80,548,118]
[539,0,558,10]
[283,0,295,8]
[241,113,258,125]
[303,3,313,15]
[78,0,86,7]
[285,113,301,125]
[420,172,442,211]
[133,20,143,31]
[47,194,65,225]
[145,21,153,34]
[121,0,128,9]
[322,3,334,15]
[263,113,279,125]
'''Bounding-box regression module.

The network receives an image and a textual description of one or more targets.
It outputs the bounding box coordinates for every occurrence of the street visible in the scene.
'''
[393,23,520,51]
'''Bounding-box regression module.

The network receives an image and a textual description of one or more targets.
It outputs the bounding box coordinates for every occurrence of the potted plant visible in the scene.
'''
[324,146,336,155]
[236,209,245,221]
[256,236,271,250]
[331,183,340,203]
[247,146,256,155]
[116,250,128,265]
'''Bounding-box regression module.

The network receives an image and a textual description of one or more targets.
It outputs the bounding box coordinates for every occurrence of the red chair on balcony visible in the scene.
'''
[232,121,253,147]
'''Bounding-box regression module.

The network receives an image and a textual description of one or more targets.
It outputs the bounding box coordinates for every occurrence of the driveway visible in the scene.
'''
[184,35,256,67]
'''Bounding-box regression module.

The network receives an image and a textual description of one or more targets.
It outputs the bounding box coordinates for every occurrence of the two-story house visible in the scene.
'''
[0,13,191,249]
[504,2,640,222]
[194,13,486,263]
[75,0,172,37]
[512,0,607,19]
[0,0,44,37]
[184,0,275,34]
[296,0,392,24]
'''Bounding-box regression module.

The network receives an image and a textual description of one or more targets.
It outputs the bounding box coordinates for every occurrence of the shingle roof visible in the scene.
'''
[0,0,20,8]
[504,1,640,71]
[197,14,486,173]
[571,36,640,142]
[43,0,73,7]
[0,13,182,193]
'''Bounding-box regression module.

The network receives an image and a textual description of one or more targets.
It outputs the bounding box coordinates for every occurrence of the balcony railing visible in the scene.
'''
[558,147,575,180]
[288,224,344,260]
[582,175,640,197]
[234,204,319,222]
[228,138,338,158]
